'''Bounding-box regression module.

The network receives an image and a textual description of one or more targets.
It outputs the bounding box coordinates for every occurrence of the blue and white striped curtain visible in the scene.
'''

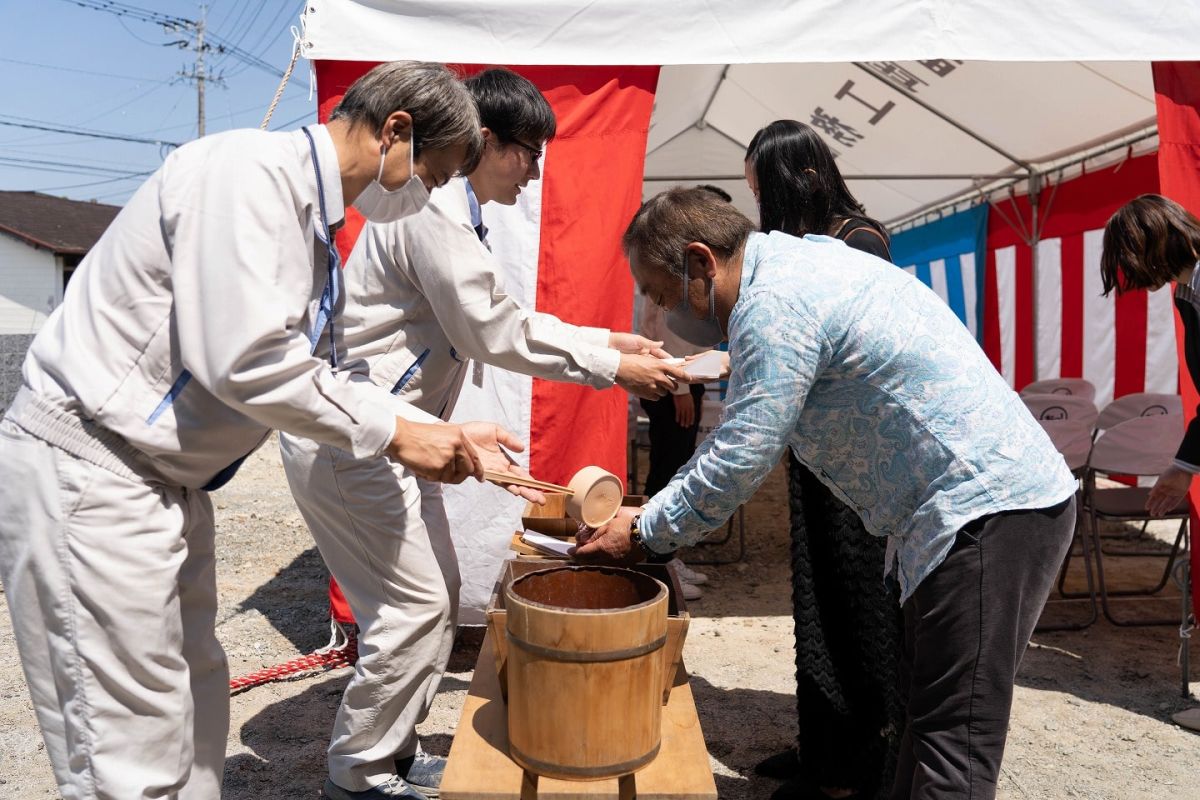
[889,204,989,342]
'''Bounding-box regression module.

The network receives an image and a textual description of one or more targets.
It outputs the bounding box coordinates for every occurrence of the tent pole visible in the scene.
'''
[699,66,730,124]
[645,173,1022,182]
[887,126,1158,231]
[1028,169,1043,387]
[645,66,731,158]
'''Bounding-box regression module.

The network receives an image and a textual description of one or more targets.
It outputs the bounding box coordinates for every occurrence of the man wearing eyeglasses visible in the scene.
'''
[279,67,686,800]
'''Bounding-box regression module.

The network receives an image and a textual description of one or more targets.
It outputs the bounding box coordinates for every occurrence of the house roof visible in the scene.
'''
[0,191,121,255]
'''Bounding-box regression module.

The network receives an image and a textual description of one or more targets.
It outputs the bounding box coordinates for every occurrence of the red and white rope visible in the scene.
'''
[229,619,358,694]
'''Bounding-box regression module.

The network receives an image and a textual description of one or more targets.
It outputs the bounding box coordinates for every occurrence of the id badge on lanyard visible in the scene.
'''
[302,127,340,371]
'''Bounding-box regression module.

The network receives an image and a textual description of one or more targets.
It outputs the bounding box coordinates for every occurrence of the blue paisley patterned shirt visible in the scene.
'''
[639,231,1076,603]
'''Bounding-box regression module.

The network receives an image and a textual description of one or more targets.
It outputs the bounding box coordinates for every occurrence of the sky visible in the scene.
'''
[0,0,315,206]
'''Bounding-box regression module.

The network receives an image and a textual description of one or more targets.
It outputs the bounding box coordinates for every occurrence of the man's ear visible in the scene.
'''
[382,110,414,144]
[684,242,719,280]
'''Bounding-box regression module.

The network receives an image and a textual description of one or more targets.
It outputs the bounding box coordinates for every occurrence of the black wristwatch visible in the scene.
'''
[629,515,673,563]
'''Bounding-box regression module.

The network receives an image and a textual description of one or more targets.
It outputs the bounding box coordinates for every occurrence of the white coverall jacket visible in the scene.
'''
[11,125,419,489]
[337,178,619,417]
[0,125,415,799]
[278,177,620,791]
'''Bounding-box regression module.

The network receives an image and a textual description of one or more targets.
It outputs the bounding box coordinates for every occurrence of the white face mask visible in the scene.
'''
[352,133,430,223]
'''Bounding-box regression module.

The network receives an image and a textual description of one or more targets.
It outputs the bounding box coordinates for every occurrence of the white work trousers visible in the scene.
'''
[0,420,228,799]
[278,432,460,791]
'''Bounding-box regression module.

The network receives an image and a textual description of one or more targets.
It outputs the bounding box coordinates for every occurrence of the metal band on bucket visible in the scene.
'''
[510,741,661,779]
[505,631,667,663]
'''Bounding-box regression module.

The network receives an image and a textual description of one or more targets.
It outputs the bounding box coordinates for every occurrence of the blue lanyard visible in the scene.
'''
[302,127,340,371]
[464,178,488,244]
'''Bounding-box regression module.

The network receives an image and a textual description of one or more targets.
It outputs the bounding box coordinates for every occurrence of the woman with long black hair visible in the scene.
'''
[745,119,904,800]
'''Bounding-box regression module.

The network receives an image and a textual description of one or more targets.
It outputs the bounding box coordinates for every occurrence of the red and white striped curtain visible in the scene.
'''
[1153,61,1200,622]
[982,153,1173,408]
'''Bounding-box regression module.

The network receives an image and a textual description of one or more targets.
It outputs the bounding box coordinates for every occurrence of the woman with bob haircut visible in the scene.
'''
[1101,193,1200,518]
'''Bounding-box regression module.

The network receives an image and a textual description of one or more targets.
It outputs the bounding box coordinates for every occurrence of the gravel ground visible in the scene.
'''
[2,436,1198,798]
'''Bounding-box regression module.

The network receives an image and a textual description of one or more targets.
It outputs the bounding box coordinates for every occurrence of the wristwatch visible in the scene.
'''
[629,515,673,564]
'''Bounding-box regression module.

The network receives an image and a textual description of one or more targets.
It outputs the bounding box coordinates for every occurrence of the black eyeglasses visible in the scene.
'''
[510,138,544,162]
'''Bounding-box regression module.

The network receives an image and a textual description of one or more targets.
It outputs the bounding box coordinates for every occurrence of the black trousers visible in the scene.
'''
[639,384,705,497]
[889,497,1076,800]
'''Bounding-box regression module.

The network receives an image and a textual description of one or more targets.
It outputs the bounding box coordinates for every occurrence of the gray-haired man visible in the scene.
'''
[0,62,531,799]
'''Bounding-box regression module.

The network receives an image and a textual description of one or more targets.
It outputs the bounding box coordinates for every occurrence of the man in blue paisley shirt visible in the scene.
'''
[575,187,1077,800]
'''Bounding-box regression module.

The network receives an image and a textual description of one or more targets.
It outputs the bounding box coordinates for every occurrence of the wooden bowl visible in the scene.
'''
[564,466,624,528]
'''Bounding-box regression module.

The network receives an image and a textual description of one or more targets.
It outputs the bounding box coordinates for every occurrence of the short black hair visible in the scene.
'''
[463,67,556,146]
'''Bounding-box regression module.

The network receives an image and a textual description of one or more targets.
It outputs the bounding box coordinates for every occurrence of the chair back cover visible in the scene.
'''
[1037,418,1093,472]
[1095,392,1183,431]
[1022,393,1100,431]
[1020,378,1098,403]
[1089,414,1185,476]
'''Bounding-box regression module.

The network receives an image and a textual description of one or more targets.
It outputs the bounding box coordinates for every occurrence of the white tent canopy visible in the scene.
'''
[302,1,1181,224]
[644,61,1156,225]
[302,1,1197,65]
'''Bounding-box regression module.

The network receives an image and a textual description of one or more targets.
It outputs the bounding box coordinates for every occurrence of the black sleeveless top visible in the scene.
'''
[833,217,893,264]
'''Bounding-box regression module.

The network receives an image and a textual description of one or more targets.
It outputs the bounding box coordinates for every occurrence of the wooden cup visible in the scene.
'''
[564,466,624,528]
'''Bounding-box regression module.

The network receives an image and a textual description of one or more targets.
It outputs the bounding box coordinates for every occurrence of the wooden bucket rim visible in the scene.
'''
[505,565,667,615]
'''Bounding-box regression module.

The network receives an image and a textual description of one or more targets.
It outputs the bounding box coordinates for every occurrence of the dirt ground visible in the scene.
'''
[1,437,1198,799]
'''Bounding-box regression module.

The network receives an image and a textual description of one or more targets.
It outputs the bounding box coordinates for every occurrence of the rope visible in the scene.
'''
[229,619,358,694]
[259,26,303,131]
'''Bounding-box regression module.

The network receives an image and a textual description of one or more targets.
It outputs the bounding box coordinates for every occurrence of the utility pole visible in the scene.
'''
[172,5,222,139]
[196,6,205,137]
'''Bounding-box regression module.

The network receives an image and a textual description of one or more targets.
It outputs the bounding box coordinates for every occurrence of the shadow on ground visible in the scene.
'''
[688,674,797,800]
[238,546,333,653]
[1020,522,1194,723]
[228,671,468,796]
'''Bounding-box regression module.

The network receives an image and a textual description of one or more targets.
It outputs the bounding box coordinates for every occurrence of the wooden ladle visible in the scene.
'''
[483,465,624,528]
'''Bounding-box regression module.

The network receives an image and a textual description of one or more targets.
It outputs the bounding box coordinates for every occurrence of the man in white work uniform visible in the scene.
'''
[0,62,533,800]
[279,68,687,800]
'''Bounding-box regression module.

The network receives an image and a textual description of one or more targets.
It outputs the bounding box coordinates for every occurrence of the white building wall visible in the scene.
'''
[0,234,58,334]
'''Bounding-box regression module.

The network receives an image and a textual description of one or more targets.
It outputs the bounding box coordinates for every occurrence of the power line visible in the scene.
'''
[214,0,254,43]
[57,0,289,80]
[0,147,161,171]
[133,91,311,136]
[241,2,300,62]
[0,56,169,84]
[0,117,180,148]
[29,171,156,193]
[222,2,269,56]
[269,109,317,131]
[0,155,156,178]
[54,0,192,30]
[0,82,173,150]
[90,184,149,201]
[220,2,302,80]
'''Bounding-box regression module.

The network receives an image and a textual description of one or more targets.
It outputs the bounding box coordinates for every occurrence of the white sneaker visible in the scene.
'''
[669,558,709,585]
[681,581,703,601]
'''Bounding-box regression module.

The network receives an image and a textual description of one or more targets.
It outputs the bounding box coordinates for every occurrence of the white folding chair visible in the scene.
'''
[1023,393,1100,433]
[1020,377,1097,402]
[1083,414,1191,626]
[1037,418,1094,473]
[1092,393,1184,548]
[1095,392,1183,432]
[1035,417,1097,631]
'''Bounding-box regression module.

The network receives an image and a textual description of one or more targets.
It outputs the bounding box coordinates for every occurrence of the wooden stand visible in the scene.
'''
[440,632,717,800]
